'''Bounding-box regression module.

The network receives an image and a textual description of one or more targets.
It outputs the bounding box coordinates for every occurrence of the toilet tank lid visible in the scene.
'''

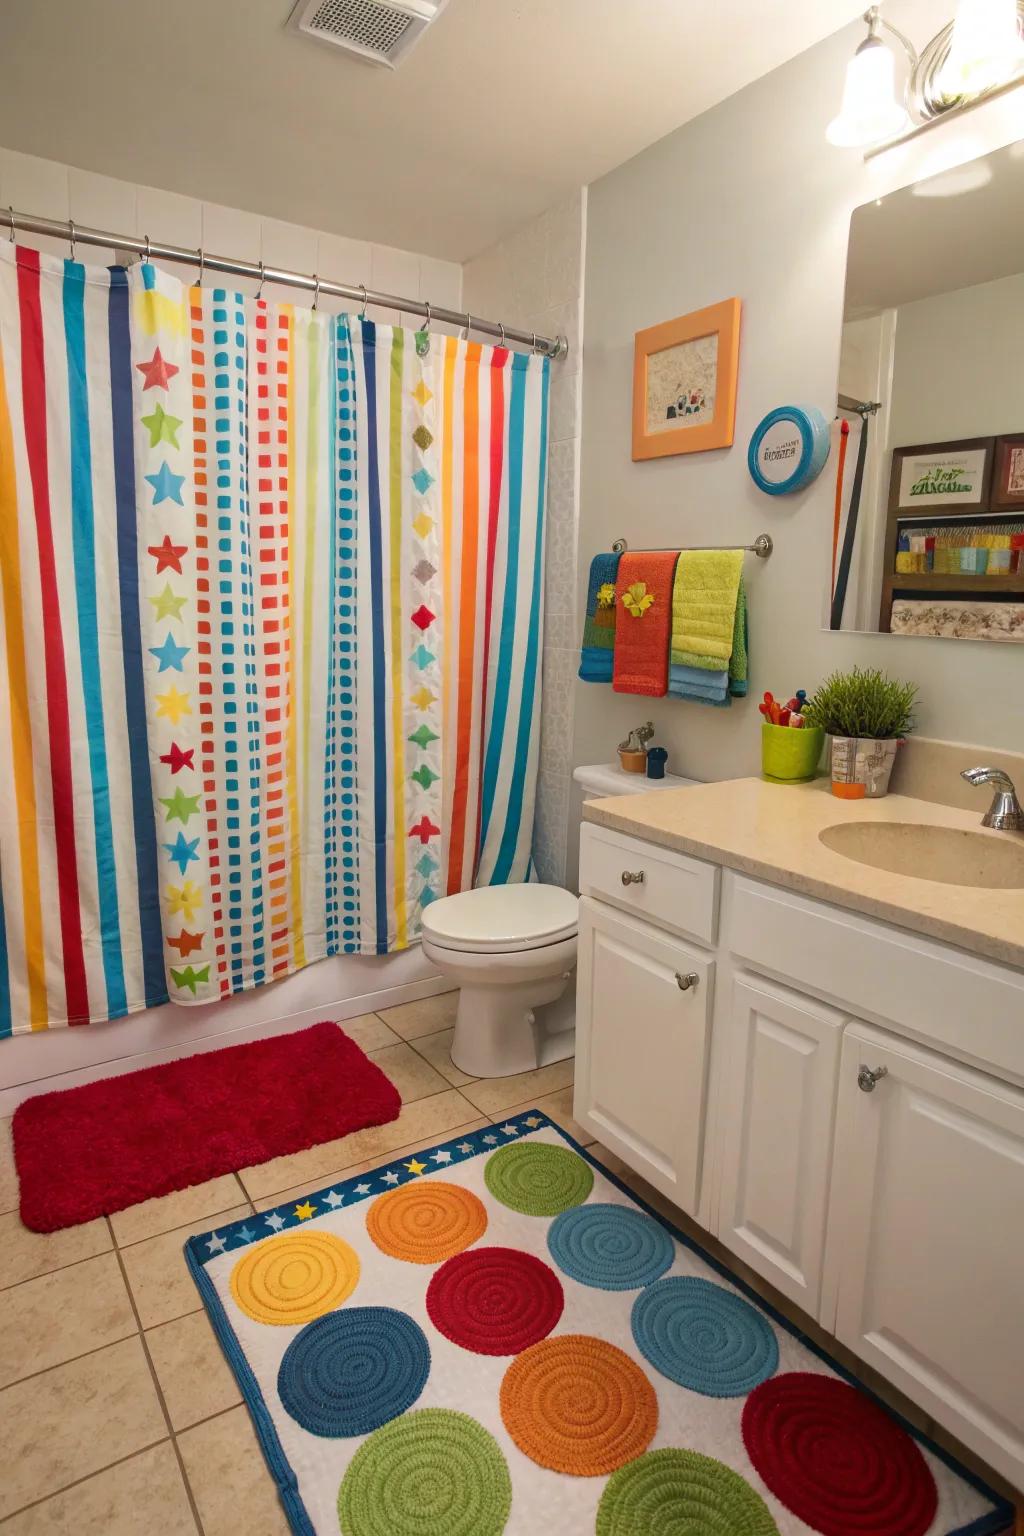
[573,762,699,797]
[421,883,578,951]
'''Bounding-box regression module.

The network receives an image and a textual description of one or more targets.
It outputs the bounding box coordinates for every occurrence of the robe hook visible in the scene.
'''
[67,218,76,261]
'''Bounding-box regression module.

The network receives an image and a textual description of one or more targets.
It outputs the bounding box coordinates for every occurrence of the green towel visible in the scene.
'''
[671,552,748,697]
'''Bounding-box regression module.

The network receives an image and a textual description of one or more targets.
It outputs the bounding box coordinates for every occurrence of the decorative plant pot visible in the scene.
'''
[619,749,648,774]
[829,736,900,799]
[761,723,825,784]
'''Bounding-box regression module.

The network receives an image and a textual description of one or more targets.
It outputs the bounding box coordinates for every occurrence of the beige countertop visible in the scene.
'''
[582,775,1024,970]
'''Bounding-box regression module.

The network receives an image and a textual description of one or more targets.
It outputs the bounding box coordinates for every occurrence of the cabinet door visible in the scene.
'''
[574,896,713,1215]
[825,1024,1024,1490]
[717,973,844,1315]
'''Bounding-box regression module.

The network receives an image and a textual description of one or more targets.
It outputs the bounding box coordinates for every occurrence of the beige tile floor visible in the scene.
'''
[0,989,1017,1531]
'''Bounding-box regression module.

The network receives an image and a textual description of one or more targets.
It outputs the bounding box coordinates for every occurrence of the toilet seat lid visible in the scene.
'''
[421,884,578,953]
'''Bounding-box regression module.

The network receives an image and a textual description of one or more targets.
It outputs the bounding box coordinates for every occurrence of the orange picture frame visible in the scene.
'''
[632,298,742,461]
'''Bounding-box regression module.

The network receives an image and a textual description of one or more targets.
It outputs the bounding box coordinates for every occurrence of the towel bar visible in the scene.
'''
[610,534,773,558]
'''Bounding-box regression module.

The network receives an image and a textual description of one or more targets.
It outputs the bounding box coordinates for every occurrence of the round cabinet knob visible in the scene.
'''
[857,1064,889,1093]
[675,971,700,992]
[621,870,645,886]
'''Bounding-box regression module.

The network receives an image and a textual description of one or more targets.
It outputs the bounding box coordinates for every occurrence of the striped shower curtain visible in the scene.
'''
[0,245,549,1034]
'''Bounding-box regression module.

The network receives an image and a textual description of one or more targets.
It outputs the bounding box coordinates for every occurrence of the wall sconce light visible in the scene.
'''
[827,0,1024,150]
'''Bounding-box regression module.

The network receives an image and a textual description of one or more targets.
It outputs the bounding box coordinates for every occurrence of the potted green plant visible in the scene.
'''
[803,667,917,799]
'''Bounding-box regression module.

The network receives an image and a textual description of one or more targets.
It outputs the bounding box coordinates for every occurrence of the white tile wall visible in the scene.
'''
[463,189,586,887]
[0,146,460,320]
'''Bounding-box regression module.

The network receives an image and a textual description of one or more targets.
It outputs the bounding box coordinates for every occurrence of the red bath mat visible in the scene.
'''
[12,1022,402,1232]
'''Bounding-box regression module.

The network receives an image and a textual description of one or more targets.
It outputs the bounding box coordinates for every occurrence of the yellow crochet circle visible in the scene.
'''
[230,1231,360,1326]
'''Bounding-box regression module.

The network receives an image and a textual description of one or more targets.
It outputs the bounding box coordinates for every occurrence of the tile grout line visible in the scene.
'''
[110,1236,206,1536]
[0,1436,174,1527]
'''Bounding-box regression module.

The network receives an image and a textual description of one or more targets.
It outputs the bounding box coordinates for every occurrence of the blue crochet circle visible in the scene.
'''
[631,1277,778,1397]
[278,1305,430,1437]
[547,1203,675,1291]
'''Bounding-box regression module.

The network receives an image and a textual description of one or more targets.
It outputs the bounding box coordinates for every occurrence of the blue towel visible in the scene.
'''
[668,663,730,706]
[578,551,621,683]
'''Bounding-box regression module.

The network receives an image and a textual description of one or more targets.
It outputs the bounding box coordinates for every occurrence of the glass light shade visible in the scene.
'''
[827,37,910,147]
[938,0,1024,97]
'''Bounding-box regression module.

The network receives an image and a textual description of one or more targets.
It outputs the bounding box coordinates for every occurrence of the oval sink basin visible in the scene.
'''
[819,821,1024,889]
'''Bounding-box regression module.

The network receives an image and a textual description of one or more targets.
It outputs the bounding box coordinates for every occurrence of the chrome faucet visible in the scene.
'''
[960,767,1024,832]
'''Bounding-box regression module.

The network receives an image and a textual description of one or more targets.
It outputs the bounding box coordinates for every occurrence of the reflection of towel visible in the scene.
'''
[669,551,749,704]
[612,551,678,697]
[578,551,621,682]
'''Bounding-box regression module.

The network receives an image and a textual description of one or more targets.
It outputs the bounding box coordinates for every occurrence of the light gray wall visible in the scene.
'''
[573,10,1024,849]
[888,270,1024,446]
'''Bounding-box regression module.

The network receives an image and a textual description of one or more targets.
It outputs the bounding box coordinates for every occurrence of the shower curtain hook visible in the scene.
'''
[196,246,205,286]
[256,260,266,300]
[67,218,76,261]
[143,233,152,264]
[359,283,368,319]
[423,300,431,332]
[7,207,15,243]
[312,273,320,311]
[498,320,506,349]
[416,300,432,357]
[530,331,538,354]
[462,312,472,341]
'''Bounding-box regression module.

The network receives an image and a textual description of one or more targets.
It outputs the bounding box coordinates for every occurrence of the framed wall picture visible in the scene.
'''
[631,298,741,461]
[890,436,994,515]
[991,433,1024,511]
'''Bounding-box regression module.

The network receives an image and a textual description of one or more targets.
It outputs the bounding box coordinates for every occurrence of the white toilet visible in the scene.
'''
[421,760,698,1078]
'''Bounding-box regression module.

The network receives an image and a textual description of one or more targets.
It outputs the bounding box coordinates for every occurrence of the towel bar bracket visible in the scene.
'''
[611,534,773,559]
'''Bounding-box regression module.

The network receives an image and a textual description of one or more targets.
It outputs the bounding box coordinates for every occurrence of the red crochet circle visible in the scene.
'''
[426,1245,564,1356]
[742,1373,938,1536]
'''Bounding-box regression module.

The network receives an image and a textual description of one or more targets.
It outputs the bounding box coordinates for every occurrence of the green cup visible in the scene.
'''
[761,722,825,784]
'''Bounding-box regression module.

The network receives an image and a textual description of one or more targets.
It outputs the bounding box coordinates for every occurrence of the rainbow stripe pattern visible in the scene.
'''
[0,246,550,1032]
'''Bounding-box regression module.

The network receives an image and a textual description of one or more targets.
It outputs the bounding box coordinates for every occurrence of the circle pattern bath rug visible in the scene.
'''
[484,1141,593,1216]
[499,1332,658,1476]
[742,1372,939,1536]
[631,1275,778,1396]
[365,1181,487,1264]
[547,1202,675,1290]
[336,1407,512,1536]
[230,1231,360,1326]
[426,1245,564,1355]
[596,1448,780,1536]
[277,1306,430,1437]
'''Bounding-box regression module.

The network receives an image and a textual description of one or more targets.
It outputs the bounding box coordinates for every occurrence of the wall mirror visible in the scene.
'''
[829,139,1024,643]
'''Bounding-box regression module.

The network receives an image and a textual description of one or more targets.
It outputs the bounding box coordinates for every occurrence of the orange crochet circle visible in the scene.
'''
[499,1333,658,1477]
[366,1181,488,1264]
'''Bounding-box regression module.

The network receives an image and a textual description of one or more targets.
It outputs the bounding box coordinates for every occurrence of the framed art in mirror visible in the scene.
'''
[632,298,741,460]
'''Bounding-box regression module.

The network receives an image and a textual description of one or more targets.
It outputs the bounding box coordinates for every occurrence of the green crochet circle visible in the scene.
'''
[336,1408,511,1536]
[484,1142,594,1217]
[596,1448,780,1536]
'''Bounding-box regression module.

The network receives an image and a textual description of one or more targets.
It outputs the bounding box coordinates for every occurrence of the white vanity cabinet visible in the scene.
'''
[574,896,713,1216]
[823,1025,1024,1484]
[717,973,845,1316]
[574,817,1024,1488]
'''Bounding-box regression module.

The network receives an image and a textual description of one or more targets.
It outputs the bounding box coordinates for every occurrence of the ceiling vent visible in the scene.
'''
[288,0,447,68]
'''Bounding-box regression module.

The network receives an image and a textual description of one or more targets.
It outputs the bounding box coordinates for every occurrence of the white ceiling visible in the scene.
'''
[0,0,864,262]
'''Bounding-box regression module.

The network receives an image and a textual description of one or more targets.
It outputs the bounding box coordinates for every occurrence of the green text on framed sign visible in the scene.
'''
[892,437,994,514]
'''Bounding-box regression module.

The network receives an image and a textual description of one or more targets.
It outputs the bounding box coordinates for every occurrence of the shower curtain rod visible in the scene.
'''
[611,534,774,558]
[4,208,570,361]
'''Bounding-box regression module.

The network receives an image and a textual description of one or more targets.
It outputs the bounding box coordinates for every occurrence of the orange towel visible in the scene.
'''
[612,551,679,696]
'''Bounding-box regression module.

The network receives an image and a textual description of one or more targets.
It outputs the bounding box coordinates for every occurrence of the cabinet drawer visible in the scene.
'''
[725,872,1024,1083]
[579,822,719,946]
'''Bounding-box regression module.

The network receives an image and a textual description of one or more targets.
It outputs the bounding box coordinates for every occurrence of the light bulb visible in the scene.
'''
[939,0,1024,97]
[827,36,910,146]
